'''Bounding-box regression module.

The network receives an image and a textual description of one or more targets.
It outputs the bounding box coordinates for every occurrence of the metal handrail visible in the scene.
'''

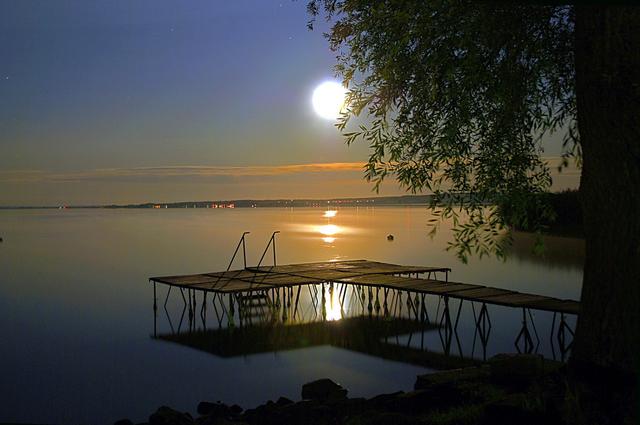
[256,231,280,270]
[228,231,250,270]
[249,231,280,289]
[211,231,250,289]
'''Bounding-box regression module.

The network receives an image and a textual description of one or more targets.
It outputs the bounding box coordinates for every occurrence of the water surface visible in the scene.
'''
[0,207,583,424]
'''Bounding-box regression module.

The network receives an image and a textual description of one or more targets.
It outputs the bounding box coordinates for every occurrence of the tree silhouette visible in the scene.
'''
[309,1,639,385]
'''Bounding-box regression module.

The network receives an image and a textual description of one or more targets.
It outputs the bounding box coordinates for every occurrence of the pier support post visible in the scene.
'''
[293,286,302,319]
[515,307,536,353]
[471,302,491,360]
[321,283,326,321]
[228,294,235,328]
[200,292,207,328]
[153,281,157,337]
[557,313,575,361]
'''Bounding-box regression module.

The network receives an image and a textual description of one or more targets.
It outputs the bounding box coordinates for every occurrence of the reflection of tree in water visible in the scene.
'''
[504,231,585,271]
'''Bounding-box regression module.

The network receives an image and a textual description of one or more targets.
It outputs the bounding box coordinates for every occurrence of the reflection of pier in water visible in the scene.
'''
[158,316,479,370]
[150,233,579,365]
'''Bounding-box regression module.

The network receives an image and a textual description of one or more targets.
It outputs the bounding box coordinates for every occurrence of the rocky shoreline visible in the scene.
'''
[114,354,573,425]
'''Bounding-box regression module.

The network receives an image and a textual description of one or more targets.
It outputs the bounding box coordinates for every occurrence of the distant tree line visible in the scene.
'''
[499,189,583,237]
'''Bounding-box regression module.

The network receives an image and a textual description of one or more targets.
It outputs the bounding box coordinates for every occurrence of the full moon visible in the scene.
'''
[312,81,346,120]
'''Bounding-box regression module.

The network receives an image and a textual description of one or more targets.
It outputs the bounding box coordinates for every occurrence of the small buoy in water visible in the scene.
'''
[387,234,394,241]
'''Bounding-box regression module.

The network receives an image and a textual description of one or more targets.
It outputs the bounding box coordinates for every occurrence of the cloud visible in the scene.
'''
[0,157,580,185]
[0,162,368,183]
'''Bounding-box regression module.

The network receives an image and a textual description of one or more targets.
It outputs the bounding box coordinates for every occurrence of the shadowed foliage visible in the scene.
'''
[308,4,639,422]
[309,1,577,260]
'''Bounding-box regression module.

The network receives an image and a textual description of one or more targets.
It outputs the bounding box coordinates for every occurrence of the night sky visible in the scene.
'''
[0,1,578,206]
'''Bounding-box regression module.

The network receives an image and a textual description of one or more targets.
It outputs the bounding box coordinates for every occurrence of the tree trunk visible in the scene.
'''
[573,4,640,380]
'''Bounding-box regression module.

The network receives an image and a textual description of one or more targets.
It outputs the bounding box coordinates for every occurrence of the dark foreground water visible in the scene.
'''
[0,207,583,424]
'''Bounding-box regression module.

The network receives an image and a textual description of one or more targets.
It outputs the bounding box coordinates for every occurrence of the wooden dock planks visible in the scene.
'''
[150,259,579,315]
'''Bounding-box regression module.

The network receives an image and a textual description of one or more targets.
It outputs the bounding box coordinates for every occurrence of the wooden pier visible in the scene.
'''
[150,259,579,315]
[151,230,579,360]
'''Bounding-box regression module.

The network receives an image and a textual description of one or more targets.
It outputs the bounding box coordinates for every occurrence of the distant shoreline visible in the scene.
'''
[0,195,437,210]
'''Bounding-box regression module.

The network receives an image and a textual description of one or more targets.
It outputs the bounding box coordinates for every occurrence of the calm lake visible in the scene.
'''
[0,207,583,425]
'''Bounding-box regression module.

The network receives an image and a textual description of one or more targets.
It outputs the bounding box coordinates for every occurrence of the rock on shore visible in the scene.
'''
[115,354,567,425]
